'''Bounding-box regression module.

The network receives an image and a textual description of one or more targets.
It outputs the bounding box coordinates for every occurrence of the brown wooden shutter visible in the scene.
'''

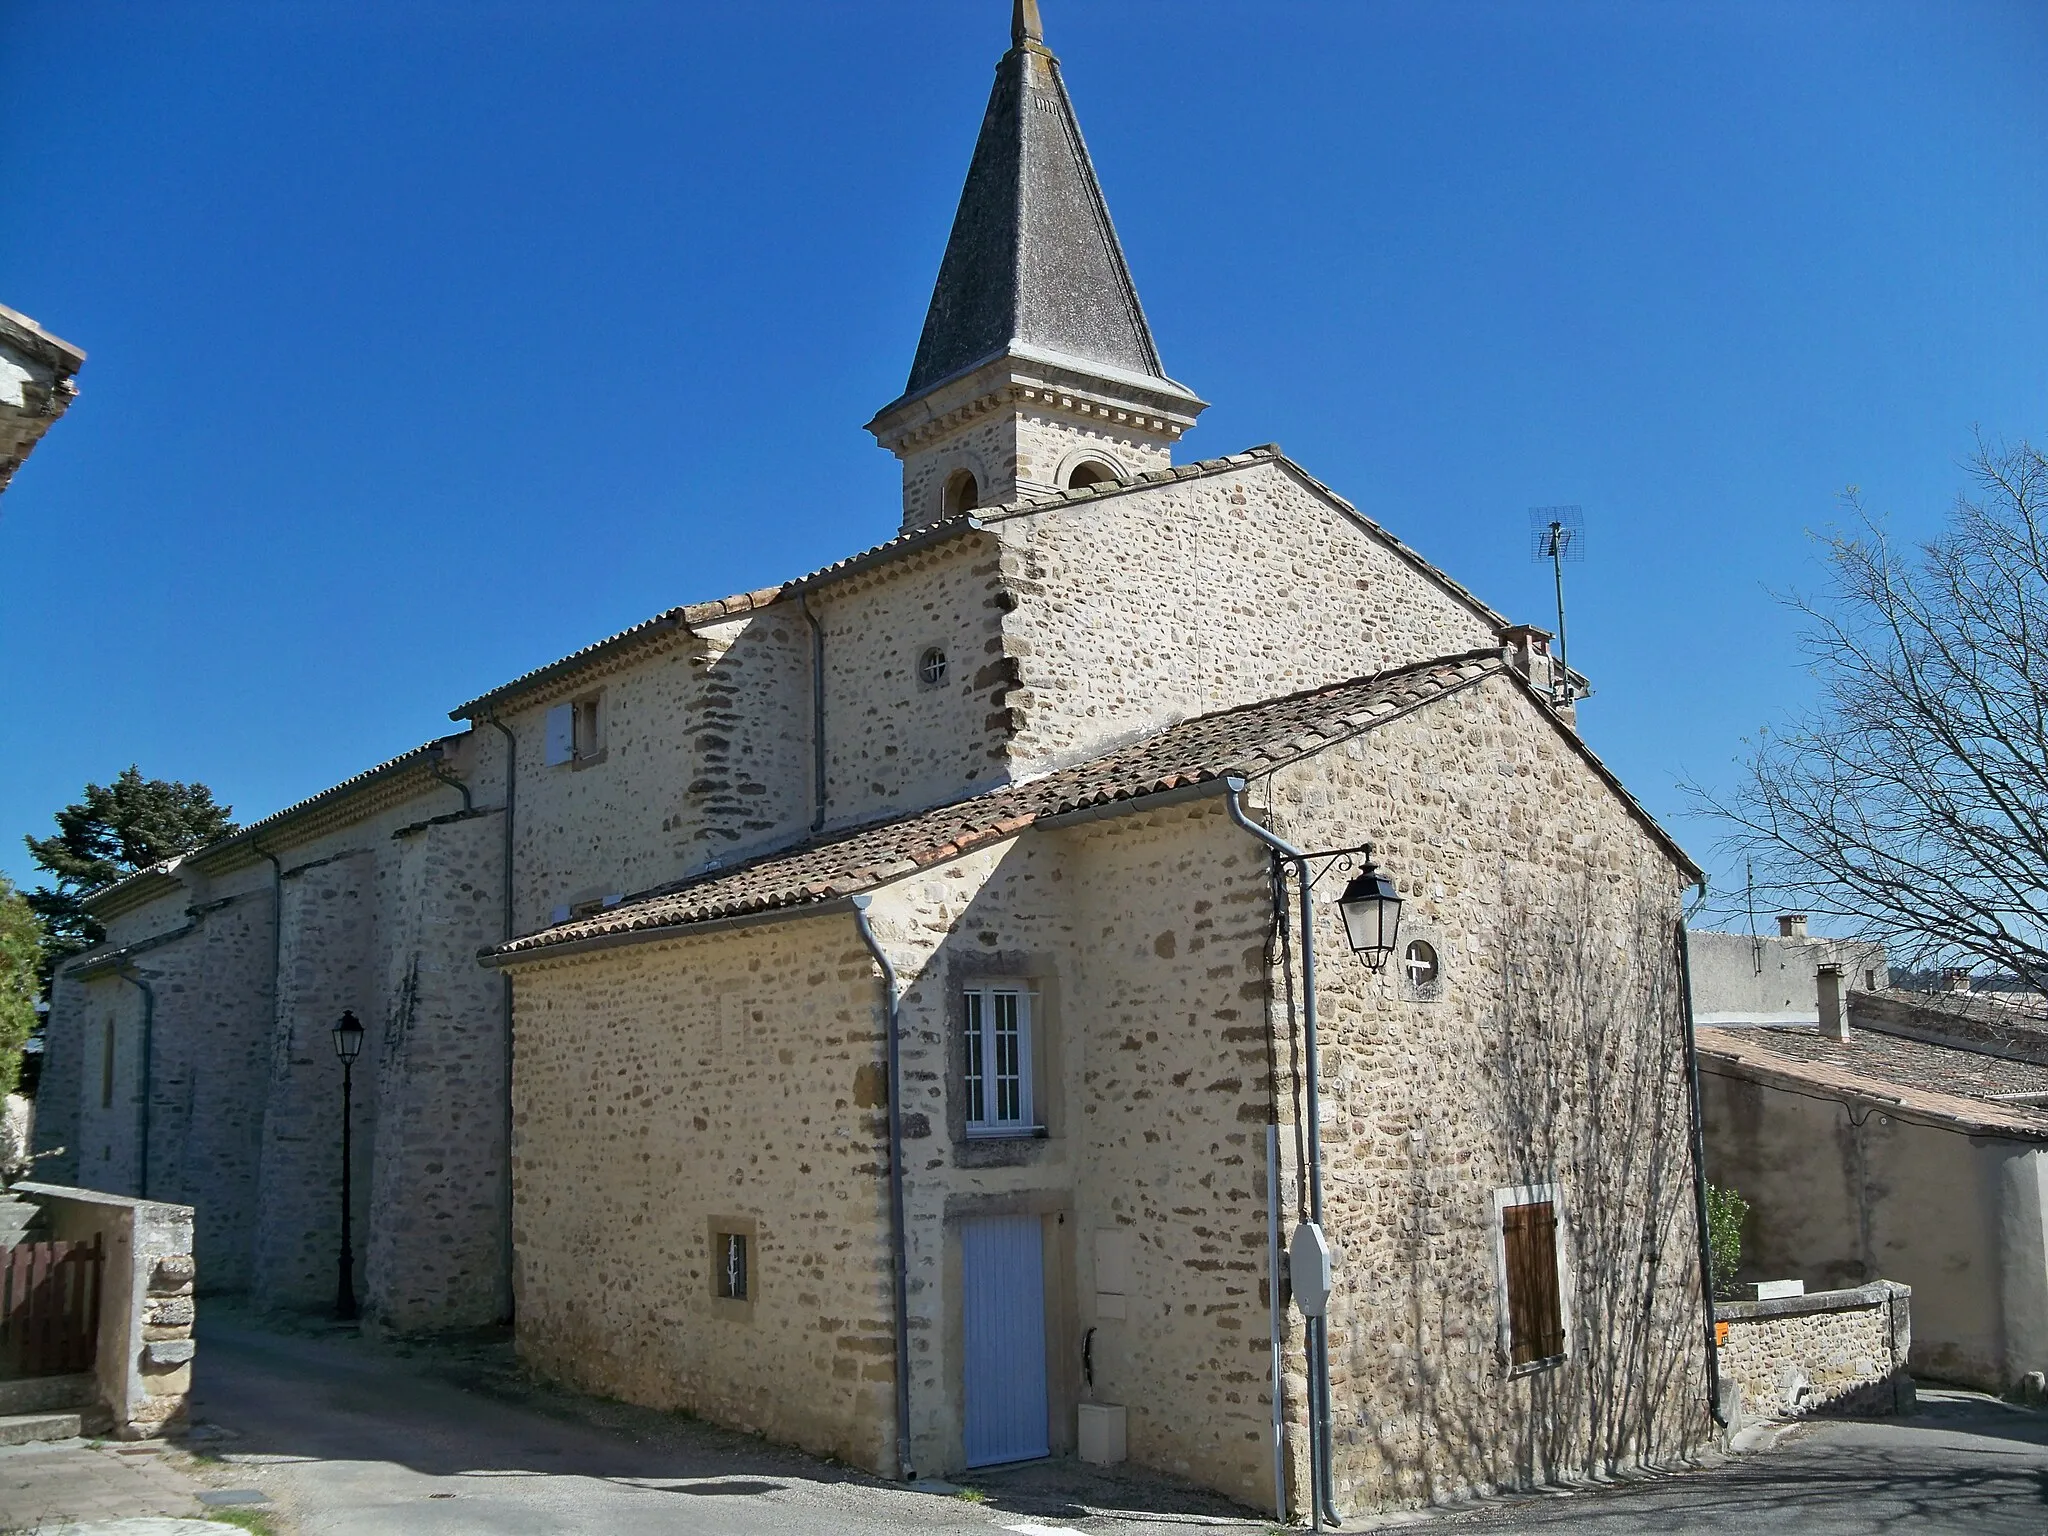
[1503,1201,1565,1366]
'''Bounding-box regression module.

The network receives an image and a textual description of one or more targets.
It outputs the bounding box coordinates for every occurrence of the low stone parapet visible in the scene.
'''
[14,1183,196,1438]
[1716,1280,1912,1425]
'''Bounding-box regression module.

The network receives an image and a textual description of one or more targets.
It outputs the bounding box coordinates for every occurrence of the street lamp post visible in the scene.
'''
[1225,780,1403,1532]
[332,1009,365,1321]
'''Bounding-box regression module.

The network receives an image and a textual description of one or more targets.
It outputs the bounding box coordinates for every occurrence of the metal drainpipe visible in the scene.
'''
[113,964,156,1199]
[800,594,827,833]
[429,757,475,813]
[482,714,518,1323]
[849,893,914,1481]
[1225,776,1339,1528]
[1676,920,1729,1428]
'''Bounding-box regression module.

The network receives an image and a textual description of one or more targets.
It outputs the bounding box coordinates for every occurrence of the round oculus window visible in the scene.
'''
[1402,940,1440,989]
[919,647,949,687]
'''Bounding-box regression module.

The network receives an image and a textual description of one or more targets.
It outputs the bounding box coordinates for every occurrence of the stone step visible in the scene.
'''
[0,1411,80,1446]
[0,1372,95,1416]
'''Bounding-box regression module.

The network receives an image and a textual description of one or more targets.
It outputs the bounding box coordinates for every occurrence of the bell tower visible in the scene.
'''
[867,0,1206,532]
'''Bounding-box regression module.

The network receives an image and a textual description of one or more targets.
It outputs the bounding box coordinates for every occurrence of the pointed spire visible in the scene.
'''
[1012,0,1043,47]
[897,1,1183,402]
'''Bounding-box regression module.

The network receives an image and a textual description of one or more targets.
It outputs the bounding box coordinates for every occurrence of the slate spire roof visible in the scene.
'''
[899,0,1181,402]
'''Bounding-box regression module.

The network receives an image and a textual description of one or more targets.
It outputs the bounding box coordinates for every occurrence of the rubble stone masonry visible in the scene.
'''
[510,920,899,1471]
[1250,674,1711,1513]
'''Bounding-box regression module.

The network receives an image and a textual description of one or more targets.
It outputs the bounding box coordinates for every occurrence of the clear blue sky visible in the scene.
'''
[3,1,2044,917]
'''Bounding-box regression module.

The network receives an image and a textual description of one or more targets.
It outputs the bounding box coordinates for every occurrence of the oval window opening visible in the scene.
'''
[1402,940,1440,990]
[919,647,949,687]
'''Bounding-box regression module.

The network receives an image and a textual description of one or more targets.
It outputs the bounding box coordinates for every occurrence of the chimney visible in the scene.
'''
[1778,914,1808,939]
[1817,963,1850,1041]
[1497,624,1556,694]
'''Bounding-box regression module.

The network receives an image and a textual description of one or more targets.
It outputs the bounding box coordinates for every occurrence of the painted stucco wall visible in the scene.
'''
[509,919,899,1472]
[1250,673,1709,1513]
[1699,1067,2035,1390]
[1686,930,1889,1027]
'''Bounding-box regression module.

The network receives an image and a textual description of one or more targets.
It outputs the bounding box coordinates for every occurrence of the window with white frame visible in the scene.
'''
[963,985,1035,1135]
[1493,1184,1571,1372]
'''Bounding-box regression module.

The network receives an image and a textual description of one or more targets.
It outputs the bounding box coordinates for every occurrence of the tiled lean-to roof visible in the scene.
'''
[1696,1025,2048,1139]
[490,647,1691,966]
[490,652,1501,961]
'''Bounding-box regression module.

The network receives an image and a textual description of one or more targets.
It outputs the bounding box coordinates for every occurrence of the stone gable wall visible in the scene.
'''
[816,539,1016,827]
[994,462,1500,775]
[509,921,899,1472]
[1252,674,1709,1513]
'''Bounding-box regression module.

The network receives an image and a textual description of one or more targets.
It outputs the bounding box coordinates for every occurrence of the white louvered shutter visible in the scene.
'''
[544,704,575,765]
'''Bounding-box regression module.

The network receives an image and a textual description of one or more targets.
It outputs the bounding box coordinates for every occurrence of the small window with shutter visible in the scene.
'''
[543,694,605,767]
[1494,1186,1570,1373]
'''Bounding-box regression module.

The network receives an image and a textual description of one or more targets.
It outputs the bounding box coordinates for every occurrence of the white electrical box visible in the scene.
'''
[1078,1403,1127,1465]
[1289,1222,1332,1317]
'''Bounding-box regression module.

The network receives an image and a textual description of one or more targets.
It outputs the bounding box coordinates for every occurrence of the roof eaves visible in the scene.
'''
[1696,1028,2048,1140]
[78,741,456,910]
[1497,669,1702,885]
[449,519,991,721]
[449,612,690,721]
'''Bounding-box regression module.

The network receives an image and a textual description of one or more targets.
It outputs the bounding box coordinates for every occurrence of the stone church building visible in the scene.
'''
[42,4,1715,1517]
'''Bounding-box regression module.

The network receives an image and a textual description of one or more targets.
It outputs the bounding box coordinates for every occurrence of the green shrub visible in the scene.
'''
[1705,1182,1750,1299]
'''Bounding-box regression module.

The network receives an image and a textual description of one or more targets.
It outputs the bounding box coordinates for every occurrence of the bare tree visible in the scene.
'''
[1691,437,2048,989]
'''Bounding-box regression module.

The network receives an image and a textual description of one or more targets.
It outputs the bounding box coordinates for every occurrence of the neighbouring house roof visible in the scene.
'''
[449,443,1517,723]
[1696,1024,2048,1139]
[1,301,86,498]
[488,648,1695,966]
[83,738,462,921]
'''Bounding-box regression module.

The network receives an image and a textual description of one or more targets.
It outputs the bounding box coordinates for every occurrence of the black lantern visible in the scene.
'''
[332,1009,365,1065]
[1336,850,1403,971]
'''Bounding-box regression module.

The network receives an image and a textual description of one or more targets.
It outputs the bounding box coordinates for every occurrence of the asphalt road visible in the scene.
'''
[1438,1391,2048,1535]
[187,1316,2048,1535]
[186,1315,1267,1536]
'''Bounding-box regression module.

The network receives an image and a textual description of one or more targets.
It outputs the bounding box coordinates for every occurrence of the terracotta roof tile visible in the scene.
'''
[1696,1025,2048,1138]
[491,651,1505,961]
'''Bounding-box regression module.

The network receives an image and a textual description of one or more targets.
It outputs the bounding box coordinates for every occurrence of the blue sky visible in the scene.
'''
[2,1,2044,920]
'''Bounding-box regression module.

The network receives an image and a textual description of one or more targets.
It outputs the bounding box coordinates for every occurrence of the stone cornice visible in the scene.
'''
[867,349,1206,457]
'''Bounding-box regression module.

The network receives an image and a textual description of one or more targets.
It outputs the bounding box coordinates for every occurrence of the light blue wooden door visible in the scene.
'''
[961,1214,1049,1467]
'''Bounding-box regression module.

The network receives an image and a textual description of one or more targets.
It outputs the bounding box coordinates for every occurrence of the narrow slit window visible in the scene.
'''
[964,985,1033,1135]
[715,1231,748,1300]
[101,1018,116,1108]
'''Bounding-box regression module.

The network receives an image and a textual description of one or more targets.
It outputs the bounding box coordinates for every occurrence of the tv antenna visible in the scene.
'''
[1528,506,1585,708]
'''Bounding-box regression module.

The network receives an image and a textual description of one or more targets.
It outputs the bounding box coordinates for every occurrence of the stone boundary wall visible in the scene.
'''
[17,1182,196,1439]
[1716,1281,1913,1425]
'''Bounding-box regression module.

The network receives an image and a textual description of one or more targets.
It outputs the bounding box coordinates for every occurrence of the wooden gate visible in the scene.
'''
[0,1238,104,1378]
